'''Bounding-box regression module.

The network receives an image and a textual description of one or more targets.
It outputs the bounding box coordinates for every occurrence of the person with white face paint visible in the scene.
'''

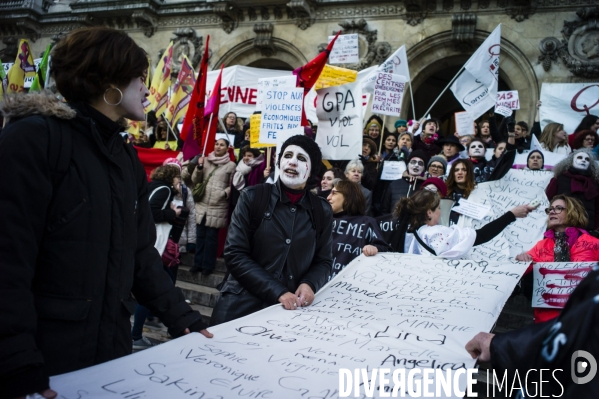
[546,148,599,231]
[211,135,334,326]
[0,27,215,398]
[381,150,430,215]
[468,136,517,184]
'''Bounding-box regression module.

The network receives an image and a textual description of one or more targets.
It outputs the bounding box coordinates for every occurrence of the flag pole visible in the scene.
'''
[162,113,179,141]
[378,115,387,156]
[408,81,416,120]
[266,147,272,170]
[202,113,214,157]
[217,118,232,145]
[420,65,465,121]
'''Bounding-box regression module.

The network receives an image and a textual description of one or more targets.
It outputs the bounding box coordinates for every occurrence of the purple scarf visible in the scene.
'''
[544,227,588,247]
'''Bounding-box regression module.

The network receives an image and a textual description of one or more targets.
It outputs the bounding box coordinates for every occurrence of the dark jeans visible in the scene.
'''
[194,216,219,271]
[131,265,178,341]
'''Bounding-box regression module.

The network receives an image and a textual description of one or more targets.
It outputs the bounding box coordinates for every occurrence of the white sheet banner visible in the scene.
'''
[512,149,566,171]
[50,254,528,398]
[371,72,407,116]
[532,262,596,308]
[459,169,553,262]
[539,83,599,134]
[328,33,359,64]
[316,81,363,160]
[259,87,304,145]
[363,45,411,94]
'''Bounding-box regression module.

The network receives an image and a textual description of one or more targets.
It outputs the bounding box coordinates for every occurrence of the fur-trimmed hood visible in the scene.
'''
[0,91,76,122]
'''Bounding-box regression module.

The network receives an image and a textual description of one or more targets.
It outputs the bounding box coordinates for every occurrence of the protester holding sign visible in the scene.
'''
[546,149,599,231]
[381,150,429,215]
[468,136,516,184]
[327,180,390,278]
[396,190,533,259]
[515,194,599,323]
[412,118,441,159]
[212,135,333,324]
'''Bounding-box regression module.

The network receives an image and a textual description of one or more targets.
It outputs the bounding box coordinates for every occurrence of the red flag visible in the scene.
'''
[201,64,224,156]
[293,31,340,126]
[180,36,210,159]
[134,146,180,181]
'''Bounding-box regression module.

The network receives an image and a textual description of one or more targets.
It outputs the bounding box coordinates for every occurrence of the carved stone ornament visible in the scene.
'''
[170,28,205,77]
[538,7,599,78]
[286,0,315,30]
[452,13,477,50]
[498,0,537,22]
[317,19,391,71]
[403,0,435,27]
[253,23,276,57]
[213,2,244,34]
[0,37,19,61]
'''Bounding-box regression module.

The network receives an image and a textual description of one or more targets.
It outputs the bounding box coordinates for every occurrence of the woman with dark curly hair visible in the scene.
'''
[571,129,599,151]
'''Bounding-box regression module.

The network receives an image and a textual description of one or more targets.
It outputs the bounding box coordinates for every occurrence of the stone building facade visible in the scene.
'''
[1,0,598,130]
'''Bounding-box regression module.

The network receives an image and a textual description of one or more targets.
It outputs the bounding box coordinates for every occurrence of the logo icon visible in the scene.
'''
[571,350,597,384]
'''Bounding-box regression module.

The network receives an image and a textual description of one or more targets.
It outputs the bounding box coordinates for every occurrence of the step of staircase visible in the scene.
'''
[178,266,226,288]
[176,280,221,308]
[180,253,228,273]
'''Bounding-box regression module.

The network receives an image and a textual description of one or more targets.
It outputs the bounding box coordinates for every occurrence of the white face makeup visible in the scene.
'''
[408,157,425,176]
[468,142,485,157]
[279,145,311,189]
[573,152,591,170]
[118,77,149,121]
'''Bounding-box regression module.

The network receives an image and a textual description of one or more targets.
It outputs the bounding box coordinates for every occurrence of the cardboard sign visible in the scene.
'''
[314,64,358,90]
[371,72,406,117]
[328,33,359,64]
[315,81,363,160]
[380,160,407,181]
[259,87,304,145]
[454,111,475,137]
[496,90,520,110]
[532,262,596,308]
[50,254,528,399]
[249,114,275,148]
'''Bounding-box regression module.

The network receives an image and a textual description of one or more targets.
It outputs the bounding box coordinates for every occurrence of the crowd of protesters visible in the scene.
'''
[1,26,598,399]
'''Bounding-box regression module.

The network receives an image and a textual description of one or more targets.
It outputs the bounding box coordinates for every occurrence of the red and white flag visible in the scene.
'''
[450,25,501,119]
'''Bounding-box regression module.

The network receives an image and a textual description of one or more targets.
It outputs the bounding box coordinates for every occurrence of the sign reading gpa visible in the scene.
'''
[316,81,363,160]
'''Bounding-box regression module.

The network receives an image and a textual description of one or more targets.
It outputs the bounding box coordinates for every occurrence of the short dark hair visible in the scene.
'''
[333,180,366,216]
[51,27,148,102]
[240,145,261,158]
[516,121,529,132]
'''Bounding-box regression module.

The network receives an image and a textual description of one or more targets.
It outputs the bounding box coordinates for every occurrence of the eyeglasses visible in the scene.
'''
[429,164,444,170]
[544,206,566,215]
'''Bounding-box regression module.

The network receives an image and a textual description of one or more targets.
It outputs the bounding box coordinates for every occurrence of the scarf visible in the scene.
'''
[565,167,598,200]
[544,227,587,248]
[232,154,265,190]
[207,151,232,165]
[553,232,570,262]
[423,133,438,145]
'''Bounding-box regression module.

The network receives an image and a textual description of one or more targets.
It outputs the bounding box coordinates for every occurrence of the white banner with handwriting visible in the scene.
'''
[50,254,527,398]
[459,169,553,263]
[532,262,596,308]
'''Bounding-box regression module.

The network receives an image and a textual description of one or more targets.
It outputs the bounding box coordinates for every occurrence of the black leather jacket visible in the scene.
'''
[222,181,333,304]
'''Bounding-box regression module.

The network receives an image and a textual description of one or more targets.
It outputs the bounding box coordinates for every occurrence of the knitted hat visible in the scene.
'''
[428,155,448,173]
[394,119,408,129]
[421,177,448,197]
[163,157,182,172]
[365,119,382,134]
[362,137,378,154]
[277,135,322,179]
[527,150,545,169]
[408,149,430,166]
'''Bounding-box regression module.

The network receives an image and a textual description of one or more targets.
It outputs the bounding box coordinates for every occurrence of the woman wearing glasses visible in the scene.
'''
[515,195,599,323]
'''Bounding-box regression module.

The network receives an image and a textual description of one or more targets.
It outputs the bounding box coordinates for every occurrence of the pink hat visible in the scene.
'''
[163,157,182,172]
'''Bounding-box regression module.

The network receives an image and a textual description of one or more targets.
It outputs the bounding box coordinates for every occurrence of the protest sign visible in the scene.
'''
[454,112,475,136]
[496,90,519,110]
[452,198,492,221]
[494,105,513,117]
[459,169,553,262]
[256,75,296,111]
[532,262,596,308]
[512,150,566,171]
[5,58,42,89]
[249,113,275,148]
[314,64,357,90]
[371,72,406,116]
[380,160,407,181]
[259,87,304,145]
[539,83,599,133]
[316,81,363,160]
[328,33,359,64]
[363,45,411,94]
[50,253,528,398]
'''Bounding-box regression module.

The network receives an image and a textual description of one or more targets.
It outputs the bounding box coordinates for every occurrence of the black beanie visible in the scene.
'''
[408,149,430,167]
[527,150,544,169]
[277,134,322,179]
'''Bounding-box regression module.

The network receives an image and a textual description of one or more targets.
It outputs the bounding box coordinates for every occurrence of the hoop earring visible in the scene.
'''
[103,87,123,106]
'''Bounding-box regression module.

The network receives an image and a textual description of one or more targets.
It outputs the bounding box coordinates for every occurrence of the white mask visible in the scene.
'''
[573,153,591,170]
[408,157,425,176]
[468,142,485,157]
[279,145,311,189]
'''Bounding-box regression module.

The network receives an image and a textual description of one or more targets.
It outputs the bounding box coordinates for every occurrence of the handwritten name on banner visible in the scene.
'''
[371,72,406,117]
[316,81,363,160]
[50,254,527,398]
[328,34,359,64]
[259,87,304,145]
[459,169,553,262]
[532,262,596,308]
[314,65,358,90]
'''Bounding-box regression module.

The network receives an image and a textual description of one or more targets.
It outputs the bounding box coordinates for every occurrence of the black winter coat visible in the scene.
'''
[213,181,333,323]
[381,177,423,215]
[0,94,204,397]
[147,180,177,224]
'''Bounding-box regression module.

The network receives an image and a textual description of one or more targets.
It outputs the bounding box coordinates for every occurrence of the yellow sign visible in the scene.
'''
[314,64,358,90]
[249,114,276,148]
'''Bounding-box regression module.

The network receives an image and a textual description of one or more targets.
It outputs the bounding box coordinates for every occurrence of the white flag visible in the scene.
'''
[450,25,501,119]
[363,45,410,93]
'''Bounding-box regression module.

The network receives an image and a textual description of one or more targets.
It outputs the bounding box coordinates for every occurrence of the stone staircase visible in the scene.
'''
[175,252,226,326]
